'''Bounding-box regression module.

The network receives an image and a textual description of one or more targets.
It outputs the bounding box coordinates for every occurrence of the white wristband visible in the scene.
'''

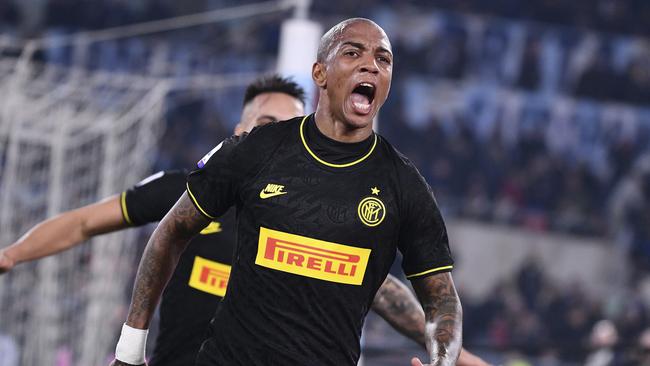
[115,323,148,365]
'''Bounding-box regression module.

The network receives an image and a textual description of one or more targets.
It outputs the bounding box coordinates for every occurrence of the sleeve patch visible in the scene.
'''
[197,142,224,168]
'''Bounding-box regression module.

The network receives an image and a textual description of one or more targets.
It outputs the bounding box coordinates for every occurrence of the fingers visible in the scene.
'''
[411,357,425,366]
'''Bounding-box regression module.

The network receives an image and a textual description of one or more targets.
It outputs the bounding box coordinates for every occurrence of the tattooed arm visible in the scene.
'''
[372,274,426,345]
[409,272,462,366]
[126,192,209,328]
[110,193,209,366]
[372,275,490,366]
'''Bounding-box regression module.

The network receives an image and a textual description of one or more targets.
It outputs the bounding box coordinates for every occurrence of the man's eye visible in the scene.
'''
[377,56,391,64]
[344,50,359,57]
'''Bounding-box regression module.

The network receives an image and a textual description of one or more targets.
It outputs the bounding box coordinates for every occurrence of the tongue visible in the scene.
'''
[350,93,371,114]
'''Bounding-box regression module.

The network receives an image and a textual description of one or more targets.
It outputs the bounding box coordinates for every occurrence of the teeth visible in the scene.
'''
[360,82,373,88]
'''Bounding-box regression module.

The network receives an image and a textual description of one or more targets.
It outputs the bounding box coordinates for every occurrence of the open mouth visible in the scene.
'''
[353,82,376,104]
[349,82,376,115]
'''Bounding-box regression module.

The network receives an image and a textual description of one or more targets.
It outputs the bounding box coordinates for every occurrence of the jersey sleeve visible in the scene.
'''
[120,170,189,226]
[397,163,454,280]
[186,134,247,219]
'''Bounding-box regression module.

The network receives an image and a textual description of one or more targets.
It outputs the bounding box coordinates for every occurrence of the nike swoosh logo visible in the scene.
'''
[259,191,288,199]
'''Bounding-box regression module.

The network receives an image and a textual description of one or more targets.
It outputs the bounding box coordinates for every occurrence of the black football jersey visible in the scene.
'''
[121,170,236,366]
[187,115,453,366]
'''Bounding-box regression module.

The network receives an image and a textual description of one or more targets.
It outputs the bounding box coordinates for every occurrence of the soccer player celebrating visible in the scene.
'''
[1,75,488,366]
[110,18,463,366]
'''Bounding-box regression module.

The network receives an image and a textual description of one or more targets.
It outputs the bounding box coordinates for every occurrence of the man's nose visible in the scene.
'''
[359,57,379,74]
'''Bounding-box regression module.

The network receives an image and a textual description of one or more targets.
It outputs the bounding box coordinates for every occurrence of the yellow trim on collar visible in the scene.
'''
[299,115,377,168]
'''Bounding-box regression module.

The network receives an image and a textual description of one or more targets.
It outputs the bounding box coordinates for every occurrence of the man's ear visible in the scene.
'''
[312,62,326,88]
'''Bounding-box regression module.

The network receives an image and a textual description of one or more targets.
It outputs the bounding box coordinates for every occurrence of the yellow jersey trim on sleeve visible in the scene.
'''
[405,265,453,279]
[120,191,134,226]
[185,182,218,220]
[299,115,377,168]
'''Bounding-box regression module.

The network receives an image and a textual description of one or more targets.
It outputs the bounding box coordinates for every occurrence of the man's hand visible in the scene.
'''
[412,355,492,366]
[0,249,15,274]
[458,350,493,366]
[412,349,492,366]
[109,359,145,366]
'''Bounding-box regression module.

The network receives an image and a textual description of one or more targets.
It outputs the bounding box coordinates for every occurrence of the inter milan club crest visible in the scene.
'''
[357,187,385,227]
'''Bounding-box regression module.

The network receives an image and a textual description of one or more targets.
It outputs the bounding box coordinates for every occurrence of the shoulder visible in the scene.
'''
[232,116,302,153]
[245,116,302,141]
[376,134,423,181]
[195,116,304,175]
[226,116,303,166]
[376,134,435,213]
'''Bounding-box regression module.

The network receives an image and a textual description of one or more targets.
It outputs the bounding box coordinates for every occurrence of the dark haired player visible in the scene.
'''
[111,18,463,366]
[2,74,487,366]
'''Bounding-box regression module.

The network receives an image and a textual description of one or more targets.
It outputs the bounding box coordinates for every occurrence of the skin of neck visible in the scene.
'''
[313,91,374,143]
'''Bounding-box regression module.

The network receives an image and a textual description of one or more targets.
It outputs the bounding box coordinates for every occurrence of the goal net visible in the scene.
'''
[0,2,317,365]
[0,53,169,366]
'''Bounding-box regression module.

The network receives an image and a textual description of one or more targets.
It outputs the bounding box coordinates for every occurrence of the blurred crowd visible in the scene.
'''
[2,0,650,37]
[1,1,650,364]
[463,258,650,365]
[427,0,650,37]
[374,7,650,238]
[312,0,650,37]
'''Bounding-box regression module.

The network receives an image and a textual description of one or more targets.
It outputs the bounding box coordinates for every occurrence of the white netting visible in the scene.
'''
[0,2,305,365]
[0,55,169,365]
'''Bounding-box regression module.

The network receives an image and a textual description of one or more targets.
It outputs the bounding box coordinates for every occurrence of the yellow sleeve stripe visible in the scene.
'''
[406,265,453,279]
[120,191,134,226]
[185,183,217,220]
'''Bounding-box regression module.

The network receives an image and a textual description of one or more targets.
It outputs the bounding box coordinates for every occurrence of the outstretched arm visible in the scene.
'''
[409,272,462,366]
[0,195,126,274]
[372,275,489,366]
[111,192,209,366]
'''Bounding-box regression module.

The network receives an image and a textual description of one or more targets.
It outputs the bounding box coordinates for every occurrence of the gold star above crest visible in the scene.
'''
[371,187,380,195]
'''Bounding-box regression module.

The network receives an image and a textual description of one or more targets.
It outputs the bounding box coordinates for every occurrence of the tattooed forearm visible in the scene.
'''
[126,193,210,328]
[371,274,426,346]
[412,272,462,366]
